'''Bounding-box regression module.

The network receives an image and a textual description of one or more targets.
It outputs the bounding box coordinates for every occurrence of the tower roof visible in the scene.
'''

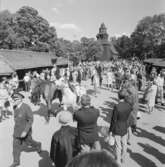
[100,23,106,29]
[99,23,107,34]
[96,23,118,61]
[97,23,108,40]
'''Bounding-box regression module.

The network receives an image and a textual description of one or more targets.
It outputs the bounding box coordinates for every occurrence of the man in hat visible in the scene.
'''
[73,94,101,152]
[50,110,77,167]
[10,92,42,167]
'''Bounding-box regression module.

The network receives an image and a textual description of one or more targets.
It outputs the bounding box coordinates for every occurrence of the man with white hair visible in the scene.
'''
[50,110,77,167]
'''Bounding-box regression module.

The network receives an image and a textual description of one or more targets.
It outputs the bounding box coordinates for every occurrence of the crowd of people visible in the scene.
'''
[0,58,164,167]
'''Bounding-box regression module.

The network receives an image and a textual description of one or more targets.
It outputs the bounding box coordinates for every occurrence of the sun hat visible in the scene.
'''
[11,92,25,101]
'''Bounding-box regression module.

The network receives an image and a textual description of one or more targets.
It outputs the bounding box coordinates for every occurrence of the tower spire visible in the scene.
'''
[96,23,109,41]
[96,23,118,61]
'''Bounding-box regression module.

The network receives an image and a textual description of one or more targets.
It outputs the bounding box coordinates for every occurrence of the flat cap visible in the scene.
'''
[11,92,24,100]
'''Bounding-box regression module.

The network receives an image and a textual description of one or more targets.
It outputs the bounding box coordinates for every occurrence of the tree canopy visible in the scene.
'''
[1,6,164,61]
[0,6,103,62]
[0,6,57,52]
[113,13,165,60]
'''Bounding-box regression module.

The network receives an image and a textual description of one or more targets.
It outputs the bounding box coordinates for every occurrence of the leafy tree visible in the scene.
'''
[111,35,132,59]
[86,40,103,61]
[14,6,57,52]
[0,6,58,52]
[0,10,15,49]
[131,14,165,59]
[80,37,103,61]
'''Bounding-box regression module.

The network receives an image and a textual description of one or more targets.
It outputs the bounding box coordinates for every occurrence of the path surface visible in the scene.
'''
[0,80,165,167]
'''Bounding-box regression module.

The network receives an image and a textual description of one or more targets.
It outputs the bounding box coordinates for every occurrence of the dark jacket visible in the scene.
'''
[74,106,99,145]
[126,86,139,126]
[50,126,77,167]
[13,103,33,138]
[109,101,132,136]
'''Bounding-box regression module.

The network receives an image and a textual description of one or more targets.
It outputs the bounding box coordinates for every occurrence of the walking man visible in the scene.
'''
[109,90,132,165]
[10,92,42,167]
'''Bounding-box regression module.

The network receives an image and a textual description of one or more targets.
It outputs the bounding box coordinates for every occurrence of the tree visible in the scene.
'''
[0,10,16,49]
[80,37,103,61]
[86,40,103,61]
[131,14,165,59]
[0,6,58,52]
[15,6,57,52]
[112,35,132,59]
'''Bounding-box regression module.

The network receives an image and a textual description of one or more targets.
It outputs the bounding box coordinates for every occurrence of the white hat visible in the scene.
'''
[58,111,73,126]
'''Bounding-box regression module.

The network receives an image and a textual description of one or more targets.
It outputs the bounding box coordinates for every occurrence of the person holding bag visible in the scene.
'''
[108,90,132,165]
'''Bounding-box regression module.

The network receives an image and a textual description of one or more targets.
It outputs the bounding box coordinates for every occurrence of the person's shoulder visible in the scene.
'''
[90,106,98,110]
[120,101,132,109]
[89,106,100,112]
[73,109,81,117]
[52,129,62,139]
[22,103,32,110]
[76,107,83,113]
[67,126,77,134]
[21,102,28,107]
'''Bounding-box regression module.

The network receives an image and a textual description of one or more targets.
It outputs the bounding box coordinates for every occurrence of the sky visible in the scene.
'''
[1,0,165,41]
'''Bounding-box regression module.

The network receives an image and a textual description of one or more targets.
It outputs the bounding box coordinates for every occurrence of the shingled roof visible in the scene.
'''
[0,58,14,75]
[0,49,55,70]
[144,58,165,67]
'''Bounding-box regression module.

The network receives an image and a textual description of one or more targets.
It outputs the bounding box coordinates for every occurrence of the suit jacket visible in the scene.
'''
[74,106,99,145]
[109,101,132,136]
[50,126,77,167]
[13,103,33,138]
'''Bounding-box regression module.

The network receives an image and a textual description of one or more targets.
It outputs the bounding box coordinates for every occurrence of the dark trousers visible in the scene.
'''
[24,82,30,92]
[91,76,94,85]
[99,76,102,87]
[13,134,40,164]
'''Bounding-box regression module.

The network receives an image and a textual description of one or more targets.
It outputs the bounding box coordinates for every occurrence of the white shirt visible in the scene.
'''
[24,75,30,82]
[55,77,64,86]
[156,76,164,87]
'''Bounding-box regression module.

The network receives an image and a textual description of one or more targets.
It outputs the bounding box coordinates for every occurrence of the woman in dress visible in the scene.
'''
[106,68,114,91]
[145,80,157,113]
[93,70,99,97]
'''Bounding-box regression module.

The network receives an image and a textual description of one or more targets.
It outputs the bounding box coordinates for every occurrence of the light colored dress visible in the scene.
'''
[106,71,114,85]
[93,73,99,88]
[0,87,10,109]
[146,84,158,108]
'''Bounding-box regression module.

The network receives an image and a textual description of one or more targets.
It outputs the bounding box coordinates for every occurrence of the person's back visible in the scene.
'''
[110,101,132,136]
[74,95,100,151]
[50,126,77,167]
[74,106,99,145]
[116,102,132,121]
[66,150,119,167]
[50,110,77,167]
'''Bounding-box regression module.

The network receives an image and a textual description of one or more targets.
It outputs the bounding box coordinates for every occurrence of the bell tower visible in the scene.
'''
[96,23,118,61]
[96,23,109,41]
